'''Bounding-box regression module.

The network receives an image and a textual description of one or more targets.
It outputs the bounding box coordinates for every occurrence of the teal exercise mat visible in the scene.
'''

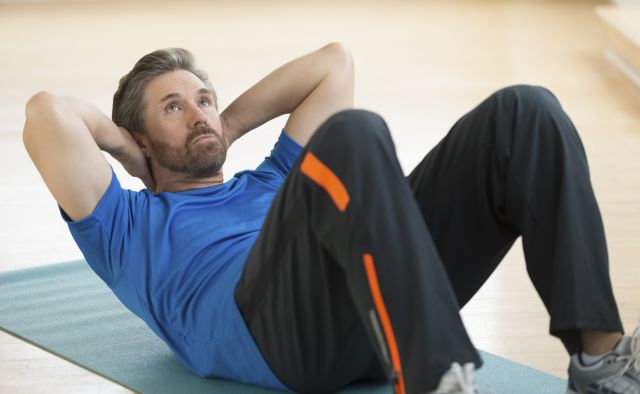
[0,261,566,393]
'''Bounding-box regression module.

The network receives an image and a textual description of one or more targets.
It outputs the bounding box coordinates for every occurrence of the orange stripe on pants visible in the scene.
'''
[300,152,350,212]
[363,253,406,394]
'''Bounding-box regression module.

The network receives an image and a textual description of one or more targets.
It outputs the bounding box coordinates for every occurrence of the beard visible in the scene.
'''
[149,126,228,178]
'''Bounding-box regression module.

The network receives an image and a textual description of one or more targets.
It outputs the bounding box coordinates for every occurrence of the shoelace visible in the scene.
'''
[616,326,640,378]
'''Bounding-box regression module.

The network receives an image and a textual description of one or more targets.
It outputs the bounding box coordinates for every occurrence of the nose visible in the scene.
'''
[187,101,209,129]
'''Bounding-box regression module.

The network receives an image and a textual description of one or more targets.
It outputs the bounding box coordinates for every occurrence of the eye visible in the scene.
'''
[165,103,179,113]
[198,98,211,107]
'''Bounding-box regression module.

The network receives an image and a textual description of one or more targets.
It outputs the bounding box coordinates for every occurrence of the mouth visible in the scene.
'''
[191,134,216,145]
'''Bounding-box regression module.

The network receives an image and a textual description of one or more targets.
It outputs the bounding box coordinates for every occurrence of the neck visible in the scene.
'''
[151,162,225,193]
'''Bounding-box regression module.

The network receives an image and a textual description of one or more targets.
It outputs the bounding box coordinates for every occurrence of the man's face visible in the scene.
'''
[142,69,226,178]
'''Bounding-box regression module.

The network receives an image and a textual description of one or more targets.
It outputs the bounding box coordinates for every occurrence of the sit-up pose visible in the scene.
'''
[23,43,639,394]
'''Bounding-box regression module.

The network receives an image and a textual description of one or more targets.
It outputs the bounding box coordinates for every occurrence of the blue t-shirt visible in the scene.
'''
[62,131,302,390]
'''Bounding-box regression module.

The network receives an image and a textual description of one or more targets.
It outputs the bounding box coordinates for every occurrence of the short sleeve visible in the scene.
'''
[252,130,303,179]
[60,170,136,287]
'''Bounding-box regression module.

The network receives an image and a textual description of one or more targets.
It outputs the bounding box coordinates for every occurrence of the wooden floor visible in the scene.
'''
[1,0,639,392]
[598,5,640,88]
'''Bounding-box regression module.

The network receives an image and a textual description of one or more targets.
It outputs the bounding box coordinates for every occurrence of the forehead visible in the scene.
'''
[145,69,207,101]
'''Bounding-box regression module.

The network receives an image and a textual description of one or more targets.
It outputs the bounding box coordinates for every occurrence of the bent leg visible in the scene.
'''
[407,85,623,354]
[236,110,481,394]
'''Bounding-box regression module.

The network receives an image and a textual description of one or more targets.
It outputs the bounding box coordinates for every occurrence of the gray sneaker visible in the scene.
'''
[428,362,477,394]
[567,327,640,394]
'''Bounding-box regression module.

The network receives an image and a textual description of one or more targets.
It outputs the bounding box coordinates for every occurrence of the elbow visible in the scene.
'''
[324,42,354,69]
[25,91,56,120]
[324,42,351,56]
[23,91,57,146]
[24,91,62,126]
[323,42,354,87]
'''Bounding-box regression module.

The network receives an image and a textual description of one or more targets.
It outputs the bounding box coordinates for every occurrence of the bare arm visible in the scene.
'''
[220,42,354,147]
[23,92,154,221]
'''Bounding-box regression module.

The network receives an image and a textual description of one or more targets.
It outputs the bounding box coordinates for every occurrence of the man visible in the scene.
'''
[23,43,639,394]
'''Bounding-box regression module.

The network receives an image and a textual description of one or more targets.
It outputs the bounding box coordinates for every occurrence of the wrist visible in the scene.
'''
[220,111,240,146]
[102,127,134,162]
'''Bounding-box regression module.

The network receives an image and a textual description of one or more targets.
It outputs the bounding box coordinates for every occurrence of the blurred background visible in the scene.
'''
[1,0,639,392]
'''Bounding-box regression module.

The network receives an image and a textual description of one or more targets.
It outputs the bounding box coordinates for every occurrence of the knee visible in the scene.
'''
[305,110,401,181]
[314,109,392,152]
[492,84,561,114]
[492,86,585,161]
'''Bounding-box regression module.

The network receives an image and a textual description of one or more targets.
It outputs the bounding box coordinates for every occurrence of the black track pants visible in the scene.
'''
[234,85,623,394]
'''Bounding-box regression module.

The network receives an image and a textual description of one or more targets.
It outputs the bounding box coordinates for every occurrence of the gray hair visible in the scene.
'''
[112,48,217,133]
